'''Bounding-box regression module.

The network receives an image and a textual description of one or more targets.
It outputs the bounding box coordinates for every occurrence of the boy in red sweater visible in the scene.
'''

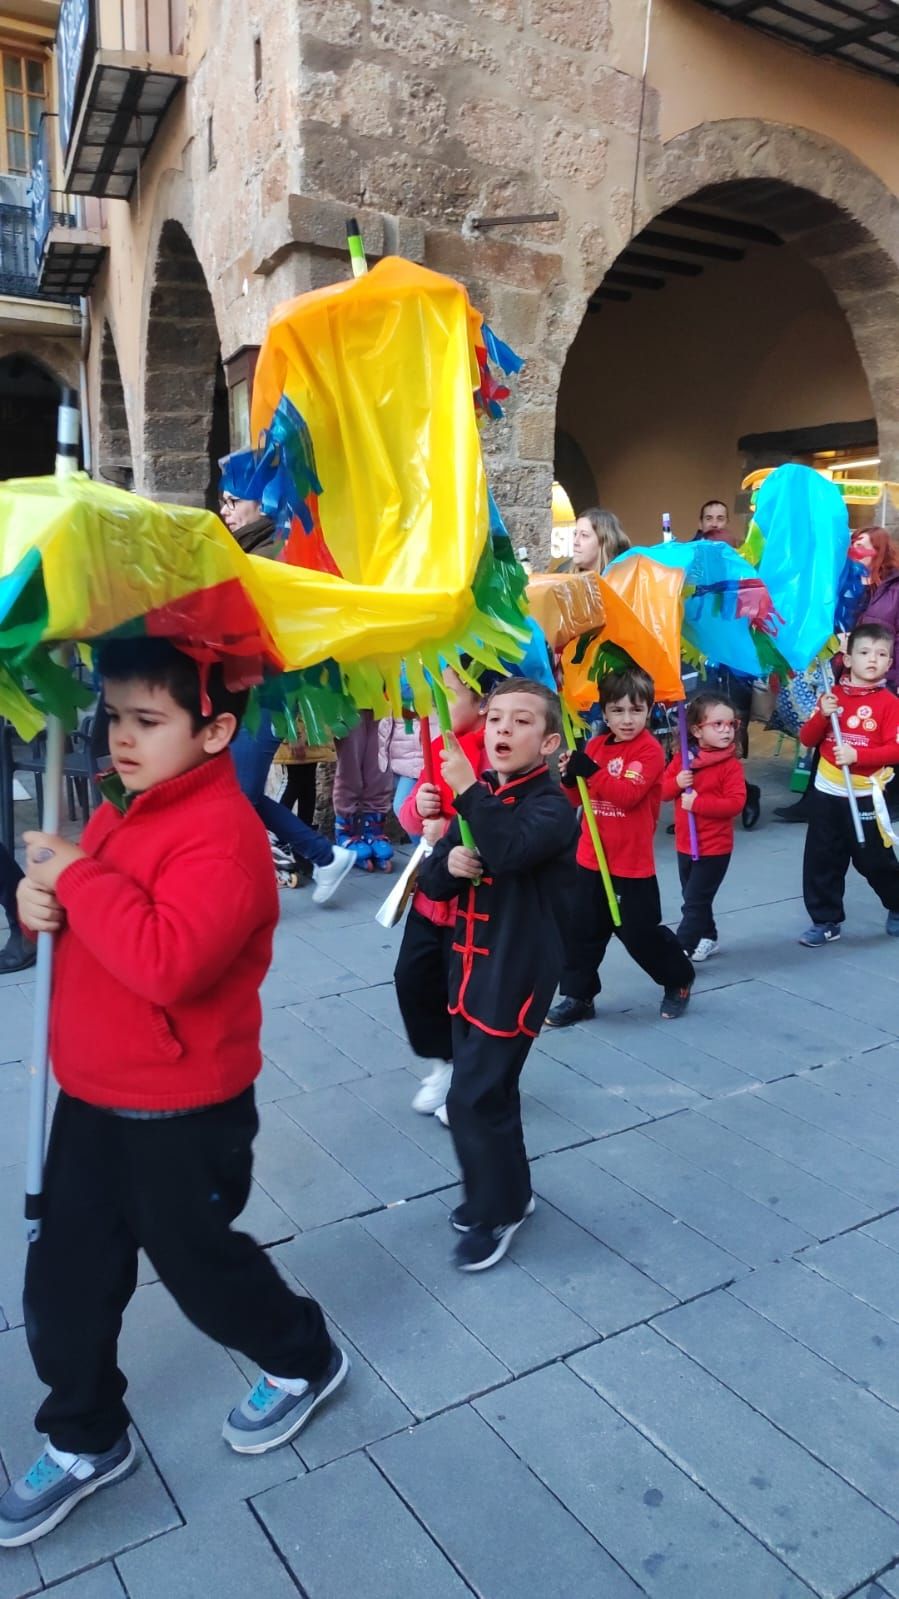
[798,622,899,946]
[662,693,746,962]
[395,663,500,1121]
[0,639,347,1550]
[545,666,694,1025]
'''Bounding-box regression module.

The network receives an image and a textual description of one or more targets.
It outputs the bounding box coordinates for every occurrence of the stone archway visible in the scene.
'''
[142,220,224,507]
[96,322,133,488]
[555,120,899,543]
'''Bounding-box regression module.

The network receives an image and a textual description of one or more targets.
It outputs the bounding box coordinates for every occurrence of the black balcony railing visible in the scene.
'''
[0,202,78,301]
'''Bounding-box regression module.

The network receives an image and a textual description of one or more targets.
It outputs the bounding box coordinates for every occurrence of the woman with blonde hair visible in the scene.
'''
[571,507,630,575]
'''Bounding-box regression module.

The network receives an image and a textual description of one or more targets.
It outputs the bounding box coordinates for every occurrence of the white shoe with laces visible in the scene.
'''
[311,845,356,905]
[690,938,718,963]
[411,1062,452,1114]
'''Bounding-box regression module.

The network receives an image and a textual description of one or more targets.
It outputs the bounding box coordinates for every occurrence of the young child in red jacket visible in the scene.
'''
[662,692,746,963]
[797,622,899,946]
[0,639,347,1551]
[395,663,500,1122]
[545,666,695,1025]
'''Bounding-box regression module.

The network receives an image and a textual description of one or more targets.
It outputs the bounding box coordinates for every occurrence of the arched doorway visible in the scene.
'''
[143,220,225,508]
[96,323,133,488]
[556,123,899,542]
[0,354,62,479]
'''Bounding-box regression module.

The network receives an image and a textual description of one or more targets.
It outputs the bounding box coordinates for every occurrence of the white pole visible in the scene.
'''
[818,656,865,848]
[24,388,79,1242]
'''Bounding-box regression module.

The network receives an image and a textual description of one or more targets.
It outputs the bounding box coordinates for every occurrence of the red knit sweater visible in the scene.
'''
[46,754,278,1111]
[799,681,899,773]
[662,748,746,856]
[563,729,662,878]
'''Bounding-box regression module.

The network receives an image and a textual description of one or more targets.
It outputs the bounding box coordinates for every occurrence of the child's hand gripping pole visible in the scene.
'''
[561,705,621,929]
[430,678,479,860]
[818,657,865,846]
[676,702,700,863]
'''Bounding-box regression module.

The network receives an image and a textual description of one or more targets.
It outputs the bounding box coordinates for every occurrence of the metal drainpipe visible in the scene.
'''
[75,197,92,472]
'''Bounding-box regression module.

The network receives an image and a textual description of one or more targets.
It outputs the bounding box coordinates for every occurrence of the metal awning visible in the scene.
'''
[693,0,899,83]
[38,225,106,296]
[63,53,185,198]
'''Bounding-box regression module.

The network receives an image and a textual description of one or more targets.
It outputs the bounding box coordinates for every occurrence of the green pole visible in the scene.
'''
[346,217,368,279]
[431,677,479,855]
[562,704,621,928]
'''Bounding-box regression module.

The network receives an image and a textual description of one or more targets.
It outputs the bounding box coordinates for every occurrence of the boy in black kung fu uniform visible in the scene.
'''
[418,679,578,1272]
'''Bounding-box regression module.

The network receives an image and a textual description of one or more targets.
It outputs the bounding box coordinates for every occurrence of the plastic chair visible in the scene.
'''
[11,705,110,827]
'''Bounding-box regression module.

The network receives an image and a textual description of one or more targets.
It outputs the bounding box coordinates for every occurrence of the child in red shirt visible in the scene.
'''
[0,639,347,1552]
[798,622,899,946]
[662,693,746,962]
[545,666,694,1025]
[394,663,500,1121]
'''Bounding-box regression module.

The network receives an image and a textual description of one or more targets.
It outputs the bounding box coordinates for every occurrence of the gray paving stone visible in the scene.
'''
[343,980,407,1038]
[516,1089,593,1157]
[803,1231,899,1324]
[536,1023,706,1113]
[0,1510,40,1599]
[476,1363,815,1599]
[761,958,899,1037]
[519,1048,651,1138]
[570,1326,899,1597]
[363,1193,595,1372]
[237,1177,298,1247]
[267,927,365,997]
[0,1061,29,1172]
[119,1283,305,1515]
[253,1102,378,1228]
[253,1054,302,1104]
[276,1220,507,1417]
[878,1570,899,1599]
[0,1166,25,1328]
[655,1291,899,1514]
[533,1147,745,1299]
[0,989,33,1065]
[371,1404,645,1598]
[261,1008,365,1090]
[293,919,402,986]
[641,1108,873,1237]
[688,978,894,1065]
[583,1129,812,1266]
[758,1074,899,1165]
[279,1086,451,1203]
[346,1067,460,1169]
[698,1090,899,1210]
[285,993,414,1074]
[116,1504,301,1599]
[865,1212,899,1253]
[591,999,789,1082]
[253,1451,470,1599]
[731,1260,899,1411]
[36,1566,125,1598]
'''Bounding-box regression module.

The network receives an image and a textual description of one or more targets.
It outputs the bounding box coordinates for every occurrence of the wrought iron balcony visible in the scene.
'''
[57,0,187,198]
[0,202,76,301]
[693,0,899,83]
[32,118,107,297]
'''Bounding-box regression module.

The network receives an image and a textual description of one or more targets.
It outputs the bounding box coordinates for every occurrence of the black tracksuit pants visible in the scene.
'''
[803,788,899,926]
[676,852,731,952]
[447,1016,533,1230]
[24,1089,332,1456]
[560,864,694,1001]
[0,840,22,929]
[394,907,454,1061]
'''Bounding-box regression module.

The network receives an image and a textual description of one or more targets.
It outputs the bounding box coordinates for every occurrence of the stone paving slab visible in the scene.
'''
[475,1362,816,1599]
[39,1569,126,1599]
[251,1102,379,1228]
[570,1326,899,1597]
[260,1007,367,1090]
[802,1231,899,1323]
[275,1221,509,1417]
[536,1022,708,1112]
[280,1085,452,1203]
[116,1505,302,1599]
[757,1074,899,1166]
[582,1127,813,1266]
[253,1452,472,1599]
[370,1404,645,1598]
[532,1146,746,1298]
[654,1290,899,1514]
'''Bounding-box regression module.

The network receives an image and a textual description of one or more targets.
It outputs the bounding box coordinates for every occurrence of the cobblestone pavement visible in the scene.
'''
[3,743,899,1598]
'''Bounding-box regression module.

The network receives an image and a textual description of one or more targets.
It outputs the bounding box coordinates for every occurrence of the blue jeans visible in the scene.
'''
[231,724,333,867]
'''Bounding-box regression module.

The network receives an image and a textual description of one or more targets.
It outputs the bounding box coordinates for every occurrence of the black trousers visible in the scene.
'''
[677,852,731,951]
[281,762,317,824]
[394,907,454,1061]
[24,1089,332,1456]
[0,840,21,928]
[803,788,899,926]
[447,1016,533,1229]
[561,865,694,1001]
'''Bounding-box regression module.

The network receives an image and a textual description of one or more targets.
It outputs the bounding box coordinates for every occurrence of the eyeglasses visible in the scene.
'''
[697,719,738,731]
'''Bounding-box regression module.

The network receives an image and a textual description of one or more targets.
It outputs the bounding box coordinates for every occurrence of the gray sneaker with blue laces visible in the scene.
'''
[0,1433,136,1547]
[223,1343,349,1454]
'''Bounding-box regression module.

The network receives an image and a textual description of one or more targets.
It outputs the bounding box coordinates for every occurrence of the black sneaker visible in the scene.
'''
[741,783,761,831]
[660,985,692,1020]
[544,996,594,1028]
[0,928,36,974]
[450,1196,536,1234]
[222,1343,349,1454]
[454,1219,526,1272]
[0,1434,136,1548]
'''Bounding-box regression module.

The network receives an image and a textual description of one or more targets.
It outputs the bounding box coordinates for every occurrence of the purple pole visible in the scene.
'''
[677,702,700,862]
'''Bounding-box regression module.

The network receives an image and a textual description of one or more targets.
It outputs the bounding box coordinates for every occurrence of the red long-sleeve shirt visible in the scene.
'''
[398,726,488,927]
[562,728,662,878]
[662,749,746,856]
[43,754,278,1111]
[799,681,899,774]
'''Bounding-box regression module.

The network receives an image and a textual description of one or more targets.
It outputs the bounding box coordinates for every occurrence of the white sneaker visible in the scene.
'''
[311,845,356,905]
[434,1103,449,1127]
[690,938,718,963]
[411,1062,452,1114]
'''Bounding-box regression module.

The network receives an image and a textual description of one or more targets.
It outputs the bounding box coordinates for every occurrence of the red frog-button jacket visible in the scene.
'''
[417,764,578,1039]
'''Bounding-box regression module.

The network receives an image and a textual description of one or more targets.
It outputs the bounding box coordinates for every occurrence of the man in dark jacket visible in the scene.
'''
[418,680,578,1273]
